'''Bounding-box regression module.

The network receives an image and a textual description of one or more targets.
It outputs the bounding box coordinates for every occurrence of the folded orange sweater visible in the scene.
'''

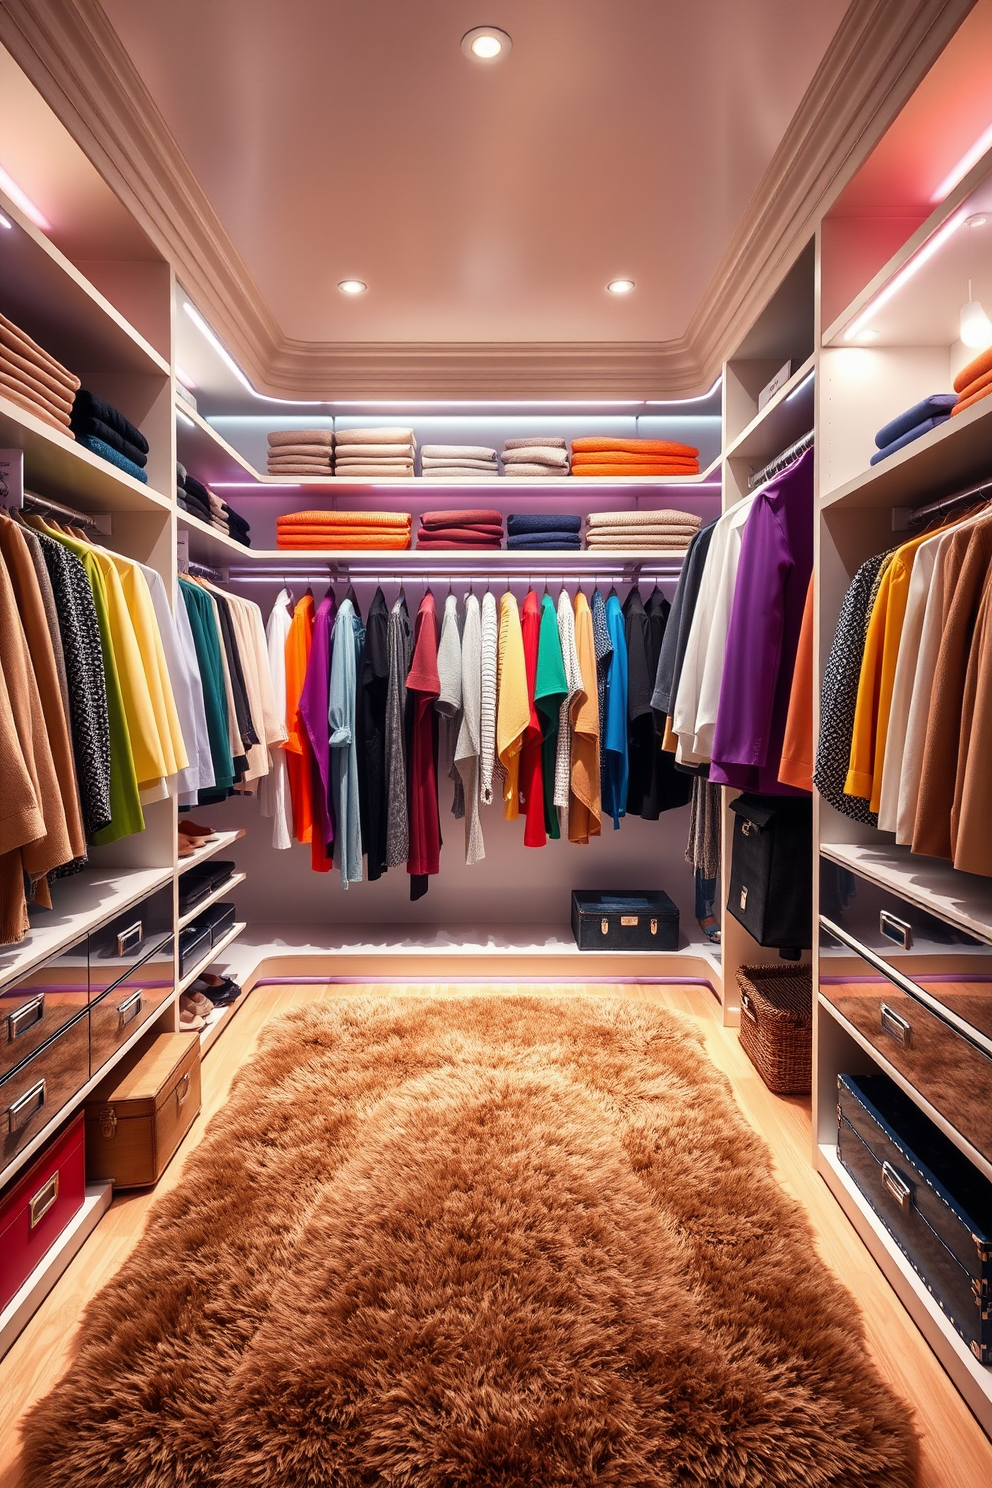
[276,508,411,529]
[276,534,412,550]
[954,344,992,394]
[570,450,699,467]
[570,437,698,457]
[572,463,700,477]
[952,382,992,416]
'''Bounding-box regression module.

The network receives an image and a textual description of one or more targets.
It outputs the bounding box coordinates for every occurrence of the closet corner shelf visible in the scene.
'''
[178,921,247,995]
[0,865,175,992]
[816,1141,992,1434]
[819,394,992,512]
[724,354,815,464]
[177,872,246,932]
[0,1182,113,1363]
[818,994,992,1185]
[0,396,173,516]
[819,841,992,945]
[177,829,245,877]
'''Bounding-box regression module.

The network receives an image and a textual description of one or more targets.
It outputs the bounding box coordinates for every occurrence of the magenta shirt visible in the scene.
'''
[298,592,337,851]
[710,446,813,795]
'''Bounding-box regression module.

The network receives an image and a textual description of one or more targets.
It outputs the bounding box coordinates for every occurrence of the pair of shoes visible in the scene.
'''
[183,989,213,1019]
[178,818,219,852]
[190,973,241,1007]
[178,995,204,1032]
[698,915,721,944]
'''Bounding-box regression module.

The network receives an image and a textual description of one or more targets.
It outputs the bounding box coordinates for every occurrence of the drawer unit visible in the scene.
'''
[821,927,992,1166]
[0,1014,90,1169]
[0,935,88,1079]
[89,960,175,1079]
[87,885,174,1002]
[820,857,992,1046]
[0,1113,86,1314]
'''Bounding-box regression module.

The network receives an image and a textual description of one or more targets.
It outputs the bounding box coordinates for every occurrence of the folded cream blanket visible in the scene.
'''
[502,464,568,476]
[268,428,334,447]
[503,437,567,450]
[586,508,702,529]
[421,445,497,461]
[422,459,498,472]
[327,444,410,459]
[335,427,416,446]
[333,464,415,478]
[501,446,569,466]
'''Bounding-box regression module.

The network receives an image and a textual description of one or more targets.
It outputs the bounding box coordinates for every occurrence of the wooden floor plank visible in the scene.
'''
[1,982,989,1486]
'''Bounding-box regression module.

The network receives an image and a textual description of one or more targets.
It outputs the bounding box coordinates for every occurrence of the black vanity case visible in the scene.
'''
[570,891,679,951]
[837,1072,992,1362]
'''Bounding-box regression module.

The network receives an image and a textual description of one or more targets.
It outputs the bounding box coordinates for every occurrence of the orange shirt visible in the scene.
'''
[778,575,814,792]
[284,594,315,845]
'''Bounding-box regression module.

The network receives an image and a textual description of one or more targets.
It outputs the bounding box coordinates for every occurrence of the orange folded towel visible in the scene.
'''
[0,310,80,393]
[572,462,700,477]
[953,345,992,395]
[276,533,412,550]
[276,509,411,529]
[953,366,992,405]
[0,372,74,435]
[570,437,698,457]
[952,382,992,416]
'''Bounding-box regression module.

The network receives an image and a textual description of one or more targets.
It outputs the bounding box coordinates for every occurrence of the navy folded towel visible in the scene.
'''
[72,389,148,453]
[869,414,952,466]
[875,393,957,450]
[507,532,582,549]
[183,473,213,503]
[507,512,582,535]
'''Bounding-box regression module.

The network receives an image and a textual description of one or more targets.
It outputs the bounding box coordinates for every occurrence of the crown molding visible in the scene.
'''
[0,0,977,399]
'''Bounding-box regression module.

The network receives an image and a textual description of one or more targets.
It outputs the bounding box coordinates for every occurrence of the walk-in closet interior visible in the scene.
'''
[2,2,992,1483]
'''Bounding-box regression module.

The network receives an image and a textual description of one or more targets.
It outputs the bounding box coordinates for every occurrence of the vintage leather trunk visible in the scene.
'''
[0,1113,86,1313]
[84,1032,201,1189]
[570,891,679,951]
[837,1072,992,1362]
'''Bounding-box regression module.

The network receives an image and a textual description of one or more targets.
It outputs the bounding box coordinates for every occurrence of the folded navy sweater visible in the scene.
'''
[73,415,147,468]
[72,389,148,452]
[875,393,956,450]
[507,512,582,535]
[507,532,582,549]
[870,414,952,465]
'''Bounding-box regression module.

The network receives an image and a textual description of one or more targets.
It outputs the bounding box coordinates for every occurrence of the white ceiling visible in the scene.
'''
[101,0,847,346]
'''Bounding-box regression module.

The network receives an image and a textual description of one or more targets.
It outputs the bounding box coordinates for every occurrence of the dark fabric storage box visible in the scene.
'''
[199,903,236,947]
[570,892,679,951]
[177,926,211,980]
[178,862,236,916]
[728,794,812,957]
[837,1072,992,1362]
[737,964,812,1094]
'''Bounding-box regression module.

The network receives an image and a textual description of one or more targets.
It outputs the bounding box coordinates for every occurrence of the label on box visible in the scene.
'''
[0,448,24,506]
[758,360,793,411]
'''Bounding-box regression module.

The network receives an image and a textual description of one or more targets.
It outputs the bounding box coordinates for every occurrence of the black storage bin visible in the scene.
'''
[727,794,812,958]
[200,903,236,948]
[570,891,679,951]
[838,1072,992,1362]
[177,925,211,980]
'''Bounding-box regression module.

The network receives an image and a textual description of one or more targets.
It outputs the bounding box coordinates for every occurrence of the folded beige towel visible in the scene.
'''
[335,427,415,446]
[334,464,415,478]
[335,457,415,469]
[422,458,498,472]
[503,437,567,450]
[421,444,497,461]
[267,460,334,472]
[265,464,335,477]
[326,443,410,460]
[586,508,702,529]
[265,442,334,457]
[0,371,74,434]
[268,428,334,448]
[0,310,79,393]
[586,534,694,548]
[502,464,569,476]
[0,362,73,425]
[501,446,569,466]
[424,471,498,479]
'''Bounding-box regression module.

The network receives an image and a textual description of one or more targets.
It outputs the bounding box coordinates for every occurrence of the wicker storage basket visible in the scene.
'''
[737,964,812,1095]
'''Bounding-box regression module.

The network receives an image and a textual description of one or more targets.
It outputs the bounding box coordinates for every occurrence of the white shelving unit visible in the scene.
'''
[176,829,245,877]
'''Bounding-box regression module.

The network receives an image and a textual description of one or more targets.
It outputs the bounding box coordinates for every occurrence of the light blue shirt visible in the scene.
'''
[328,599,365,887]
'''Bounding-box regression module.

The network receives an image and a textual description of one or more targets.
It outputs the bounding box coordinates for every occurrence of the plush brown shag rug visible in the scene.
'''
[23,994,918,1487]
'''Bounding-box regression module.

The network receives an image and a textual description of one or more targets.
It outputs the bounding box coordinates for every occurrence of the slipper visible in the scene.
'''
[179,819,219,840]
[178,840,196,859]
[178,1007,205,1032]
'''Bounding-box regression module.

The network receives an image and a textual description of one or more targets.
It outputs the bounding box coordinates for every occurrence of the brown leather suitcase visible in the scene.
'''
[84,1032,201,1189]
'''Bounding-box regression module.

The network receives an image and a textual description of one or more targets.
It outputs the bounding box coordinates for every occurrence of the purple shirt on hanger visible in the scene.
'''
[298,591,337,852]
[709,446,813,795]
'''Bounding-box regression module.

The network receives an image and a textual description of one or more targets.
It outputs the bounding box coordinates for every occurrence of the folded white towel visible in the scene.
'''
[503,437,568,450]
[334,463,415,478]
[422,458,498,472]
[327,443,413,459]
[586,508,702,529]
[502,464,569,477]
[501,446,569,467]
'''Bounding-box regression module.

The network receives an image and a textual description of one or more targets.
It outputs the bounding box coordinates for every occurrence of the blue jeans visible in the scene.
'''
[694,868,717,922]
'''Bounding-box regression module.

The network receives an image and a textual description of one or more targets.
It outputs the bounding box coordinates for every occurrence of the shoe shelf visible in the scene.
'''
[177,872,246,932]
[0,1181,113,1362]
[817,1142,992,1436]
[819,842,992,945]
[177,828,245,877]
[177,922,247,996]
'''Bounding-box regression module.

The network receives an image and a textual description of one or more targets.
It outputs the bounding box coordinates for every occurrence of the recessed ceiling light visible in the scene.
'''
[607,279,635,294]
[461,26,512,61]
[338,279,368,295]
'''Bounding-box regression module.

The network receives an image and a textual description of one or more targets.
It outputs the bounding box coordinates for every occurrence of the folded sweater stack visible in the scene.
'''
[571,438,699,477]
[267,429,334,477]
[501,437,570,477]
[421,444,498,478]
[178,470,250,545]
[71,388,150,483]
[869,393,957,465]
[0,310,80,439]
[206,487,251,548]
[952,344,992,418]
[335,427,416,478]
[506,513,582,550]
[416,508,504,549]
[276,509,412,550]
[585,508,702,551]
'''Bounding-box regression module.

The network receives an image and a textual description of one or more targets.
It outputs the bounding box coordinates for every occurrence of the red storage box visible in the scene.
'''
[0,1113,86,1314]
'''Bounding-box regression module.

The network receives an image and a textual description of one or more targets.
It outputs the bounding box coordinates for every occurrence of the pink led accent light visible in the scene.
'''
[931,121,992,203]
[0,166,51,231]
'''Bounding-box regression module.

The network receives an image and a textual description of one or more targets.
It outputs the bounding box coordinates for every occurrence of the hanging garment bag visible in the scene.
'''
[727,793,812,958]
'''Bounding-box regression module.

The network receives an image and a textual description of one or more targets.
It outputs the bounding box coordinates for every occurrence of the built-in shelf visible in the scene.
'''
[0,1182,113,1361]
[199,987,252,1055]
[817,1142,992,1436]
[0,396,173,515]
[177,873,246,932]
[724,354,815,465]
[0,866,175,991]
[820,842,992,945]
[176,829,245,877]
[819,392,992,511]
[818,993,992,1185]
[177,922,247,995]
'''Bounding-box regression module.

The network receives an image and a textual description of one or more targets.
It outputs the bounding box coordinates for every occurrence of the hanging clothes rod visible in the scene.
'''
[907,475,992,529]
[15,488,108,534]
[747,428,814,490]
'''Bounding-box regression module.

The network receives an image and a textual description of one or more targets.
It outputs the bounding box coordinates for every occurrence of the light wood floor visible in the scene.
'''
[2,981,990,1486]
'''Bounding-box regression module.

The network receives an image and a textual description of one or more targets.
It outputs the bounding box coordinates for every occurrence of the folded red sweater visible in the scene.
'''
[420,508,503,529]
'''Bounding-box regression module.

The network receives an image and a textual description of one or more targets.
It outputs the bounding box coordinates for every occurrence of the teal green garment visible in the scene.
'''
[45,529,143,844]
[179,579,235,794]
[535,593,568,840]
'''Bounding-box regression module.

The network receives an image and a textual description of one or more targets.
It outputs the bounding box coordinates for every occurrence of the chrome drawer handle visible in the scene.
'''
[880,1003,912,1047]
[116,920,143,957]
[7,1078,45,1132]
[882,1160,912,1212]
[880,912,913,950]
[7,995,45,1041]
[116,990,143,1032]
[29,1171,59,1228]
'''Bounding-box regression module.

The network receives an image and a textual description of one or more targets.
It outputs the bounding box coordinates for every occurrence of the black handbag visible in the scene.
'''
[727,793,812,958]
